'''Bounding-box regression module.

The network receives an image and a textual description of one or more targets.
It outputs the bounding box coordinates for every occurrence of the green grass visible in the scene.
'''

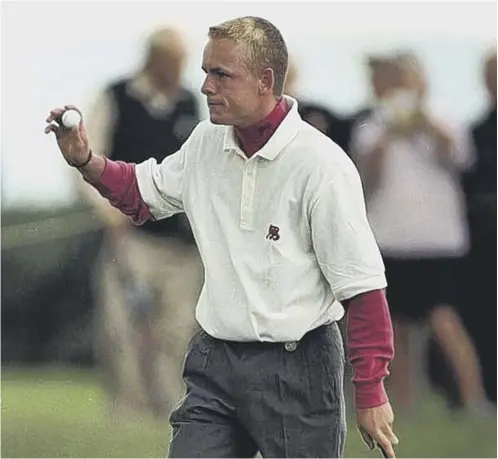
[1,366,496,458]
[1,367,170,458]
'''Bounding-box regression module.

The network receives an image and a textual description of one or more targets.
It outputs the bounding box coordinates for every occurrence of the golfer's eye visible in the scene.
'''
[215,70,228,79]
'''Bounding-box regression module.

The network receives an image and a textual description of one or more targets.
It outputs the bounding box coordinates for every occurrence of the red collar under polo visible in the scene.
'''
[234,97,291,158]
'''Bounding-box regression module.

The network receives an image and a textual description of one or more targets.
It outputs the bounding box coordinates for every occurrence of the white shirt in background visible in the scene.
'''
[351,111,473,259]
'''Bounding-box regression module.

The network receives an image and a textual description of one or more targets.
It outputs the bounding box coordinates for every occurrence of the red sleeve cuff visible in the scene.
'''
[86,157,153,225]
[354,380,389,409]
[86,157,120,189]
[345,289,394,409]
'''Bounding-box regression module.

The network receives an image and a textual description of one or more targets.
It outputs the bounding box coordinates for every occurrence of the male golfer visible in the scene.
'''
[45,16,398,458]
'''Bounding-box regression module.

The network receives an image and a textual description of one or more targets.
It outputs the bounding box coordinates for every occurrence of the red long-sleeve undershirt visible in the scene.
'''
[86,97,394,409]
[344,289,393,408]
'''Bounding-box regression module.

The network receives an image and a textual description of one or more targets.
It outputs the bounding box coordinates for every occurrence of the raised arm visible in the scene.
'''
[76,90,132,230]
[44,105,185,225]
[45,105,106,179]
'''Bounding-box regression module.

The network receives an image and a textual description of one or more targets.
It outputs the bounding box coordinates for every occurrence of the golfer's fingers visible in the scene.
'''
[372,431,395,458]
[44,123,60,136]
[46,108,65,123]
[382,424,399,446]
[377,443,389,458]
[357,426,375,450]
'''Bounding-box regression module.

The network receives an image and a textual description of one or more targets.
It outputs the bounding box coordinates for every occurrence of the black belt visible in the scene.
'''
[210,323,332,353]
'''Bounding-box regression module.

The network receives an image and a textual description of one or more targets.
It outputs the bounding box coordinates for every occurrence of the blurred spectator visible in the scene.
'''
[346,53,402,157]
[463,49,497,403]
[284,59,351,152]
[350,52,494,417]
[80,27,204,418]
[349,53,402,129]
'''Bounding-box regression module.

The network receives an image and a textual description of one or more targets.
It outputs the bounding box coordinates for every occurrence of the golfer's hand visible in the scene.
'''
[44,105,90,167]
[357,402,399,458]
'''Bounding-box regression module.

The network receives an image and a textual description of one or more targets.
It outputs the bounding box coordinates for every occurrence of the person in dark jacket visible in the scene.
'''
[463,49,497,405]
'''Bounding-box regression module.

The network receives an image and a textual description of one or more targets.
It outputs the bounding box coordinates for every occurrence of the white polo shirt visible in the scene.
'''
[136,96,386,342]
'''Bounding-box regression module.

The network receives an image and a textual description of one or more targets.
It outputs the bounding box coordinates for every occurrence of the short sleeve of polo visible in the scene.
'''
[310,154,387,302]
[135,122,202,220]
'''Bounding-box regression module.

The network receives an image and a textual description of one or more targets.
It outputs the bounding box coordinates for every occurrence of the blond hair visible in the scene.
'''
[208,16,288,97]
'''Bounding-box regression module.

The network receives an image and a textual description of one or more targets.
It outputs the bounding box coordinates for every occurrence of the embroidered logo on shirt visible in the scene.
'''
[266,225,280,241]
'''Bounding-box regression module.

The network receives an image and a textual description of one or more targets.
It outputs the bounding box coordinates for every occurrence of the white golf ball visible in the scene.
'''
[61,110,81,129]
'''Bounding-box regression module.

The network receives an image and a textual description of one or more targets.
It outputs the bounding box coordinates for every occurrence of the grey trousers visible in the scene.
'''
[169,322,347,458]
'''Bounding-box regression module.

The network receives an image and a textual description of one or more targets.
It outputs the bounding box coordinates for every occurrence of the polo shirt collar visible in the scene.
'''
[223,95,301,161]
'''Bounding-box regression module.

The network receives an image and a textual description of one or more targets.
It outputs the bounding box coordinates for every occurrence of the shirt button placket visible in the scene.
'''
[240,161,257,230]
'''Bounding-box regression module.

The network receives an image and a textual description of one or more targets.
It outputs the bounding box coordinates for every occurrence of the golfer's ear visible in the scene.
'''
[259,68,275,96]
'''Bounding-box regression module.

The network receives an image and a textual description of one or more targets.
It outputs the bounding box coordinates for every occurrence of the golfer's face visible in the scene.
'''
[201,38,260,127]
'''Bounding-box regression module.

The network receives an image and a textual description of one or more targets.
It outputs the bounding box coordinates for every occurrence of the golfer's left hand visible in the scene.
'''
[357,401,399,458]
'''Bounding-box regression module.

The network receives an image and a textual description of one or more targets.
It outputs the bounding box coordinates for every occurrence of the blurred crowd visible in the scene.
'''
[74,27,496,421]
